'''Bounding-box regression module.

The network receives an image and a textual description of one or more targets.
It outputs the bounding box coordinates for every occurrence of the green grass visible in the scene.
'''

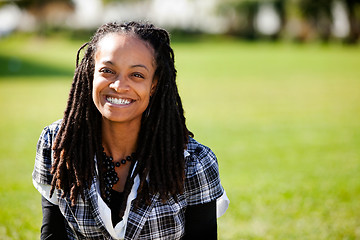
[175,41,360,239]
[0,34,359,239]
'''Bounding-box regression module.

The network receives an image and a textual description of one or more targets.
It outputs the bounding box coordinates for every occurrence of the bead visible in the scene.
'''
[101,149,136,205]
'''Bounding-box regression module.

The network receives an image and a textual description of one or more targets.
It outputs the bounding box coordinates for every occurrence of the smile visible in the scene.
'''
[106,96,133,105]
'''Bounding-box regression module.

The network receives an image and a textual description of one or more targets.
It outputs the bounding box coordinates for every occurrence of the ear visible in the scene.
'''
[150,77,158,96]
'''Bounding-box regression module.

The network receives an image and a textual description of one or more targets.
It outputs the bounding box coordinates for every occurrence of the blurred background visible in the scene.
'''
[1,0,360,43]
[0,0,360,239]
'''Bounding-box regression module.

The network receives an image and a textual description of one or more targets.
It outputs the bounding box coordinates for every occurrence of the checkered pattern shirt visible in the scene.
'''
[33,120,225,239]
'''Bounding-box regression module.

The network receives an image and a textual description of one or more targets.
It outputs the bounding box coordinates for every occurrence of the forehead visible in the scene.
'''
[95,33,155,66]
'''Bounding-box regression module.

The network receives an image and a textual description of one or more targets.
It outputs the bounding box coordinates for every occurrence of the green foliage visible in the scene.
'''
[102,0,146,4]
[9,0,73,9]
[0,34,359,239]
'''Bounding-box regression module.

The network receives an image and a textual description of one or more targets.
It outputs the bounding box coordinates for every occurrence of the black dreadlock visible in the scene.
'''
[50,21,192,219]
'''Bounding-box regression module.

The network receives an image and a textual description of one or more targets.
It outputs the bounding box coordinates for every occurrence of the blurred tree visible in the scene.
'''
[102,0,146,3]
[343,0,360,43]
[3,0,73,10]
[232,0,259,39]
[4,0,74,33]
[274,0,287,37]
[298,0,360,43]
[298,0,333,42]
[217,0,286,40]
[217,0,260,39]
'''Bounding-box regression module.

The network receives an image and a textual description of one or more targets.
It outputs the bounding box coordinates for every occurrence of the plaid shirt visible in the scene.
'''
[33,120,226,239]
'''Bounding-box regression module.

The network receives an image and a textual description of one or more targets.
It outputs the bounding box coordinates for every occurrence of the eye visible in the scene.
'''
[132,72,145,79]
[99,68,114,74]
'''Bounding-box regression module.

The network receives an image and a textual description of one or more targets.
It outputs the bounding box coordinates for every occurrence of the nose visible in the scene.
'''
[109,76,130,92]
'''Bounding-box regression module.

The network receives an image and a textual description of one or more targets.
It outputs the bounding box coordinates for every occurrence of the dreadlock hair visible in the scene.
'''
[50,21,192,218]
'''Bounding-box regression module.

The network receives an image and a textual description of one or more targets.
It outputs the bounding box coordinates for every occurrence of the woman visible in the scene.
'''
[33,21,229,239]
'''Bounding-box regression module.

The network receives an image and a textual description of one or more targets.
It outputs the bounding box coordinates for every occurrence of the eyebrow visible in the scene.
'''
[101,60,149,72]
[102,60,115,66]
[131,64,149,72]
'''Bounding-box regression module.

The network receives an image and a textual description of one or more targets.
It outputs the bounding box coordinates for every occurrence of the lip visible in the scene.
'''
[105,95,135,106]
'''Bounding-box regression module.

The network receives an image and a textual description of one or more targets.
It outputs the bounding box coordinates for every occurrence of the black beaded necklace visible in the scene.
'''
[102,150,135,205]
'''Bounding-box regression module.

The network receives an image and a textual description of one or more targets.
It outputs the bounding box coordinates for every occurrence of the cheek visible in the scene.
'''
[92,81,97,100]
[92,87,96,104]
[92,78,102,104]
[136,81,153,99]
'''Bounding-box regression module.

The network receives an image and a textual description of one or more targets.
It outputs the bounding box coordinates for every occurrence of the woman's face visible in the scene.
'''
[92,33,157,125]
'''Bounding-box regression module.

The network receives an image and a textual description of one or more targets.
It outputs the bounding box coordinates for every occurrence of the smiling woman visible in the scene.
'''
[92,34,157,126]
[32,21,229,239]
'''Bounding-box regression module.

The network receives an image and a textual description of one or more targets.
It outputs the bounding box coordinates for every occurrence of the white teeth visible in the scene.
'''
[107,97,131,105]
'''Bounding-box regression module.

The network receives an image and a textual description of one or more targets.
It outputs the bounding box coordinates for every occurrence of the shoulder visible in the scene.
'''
[38,119,62,146]
[33,119,62,186]
[35,120,62,152]
[36,119,62,158]
[184,137,224,205]
[185,137,216,174]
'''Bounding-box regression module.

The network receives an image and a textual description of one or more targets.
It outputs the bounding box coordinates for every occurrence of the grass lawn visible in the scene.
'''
[0,34,359,239]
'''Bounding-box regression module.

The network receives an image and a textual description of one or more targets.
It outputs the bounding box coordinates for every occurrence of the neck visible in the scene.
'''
[101,118,140,160]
